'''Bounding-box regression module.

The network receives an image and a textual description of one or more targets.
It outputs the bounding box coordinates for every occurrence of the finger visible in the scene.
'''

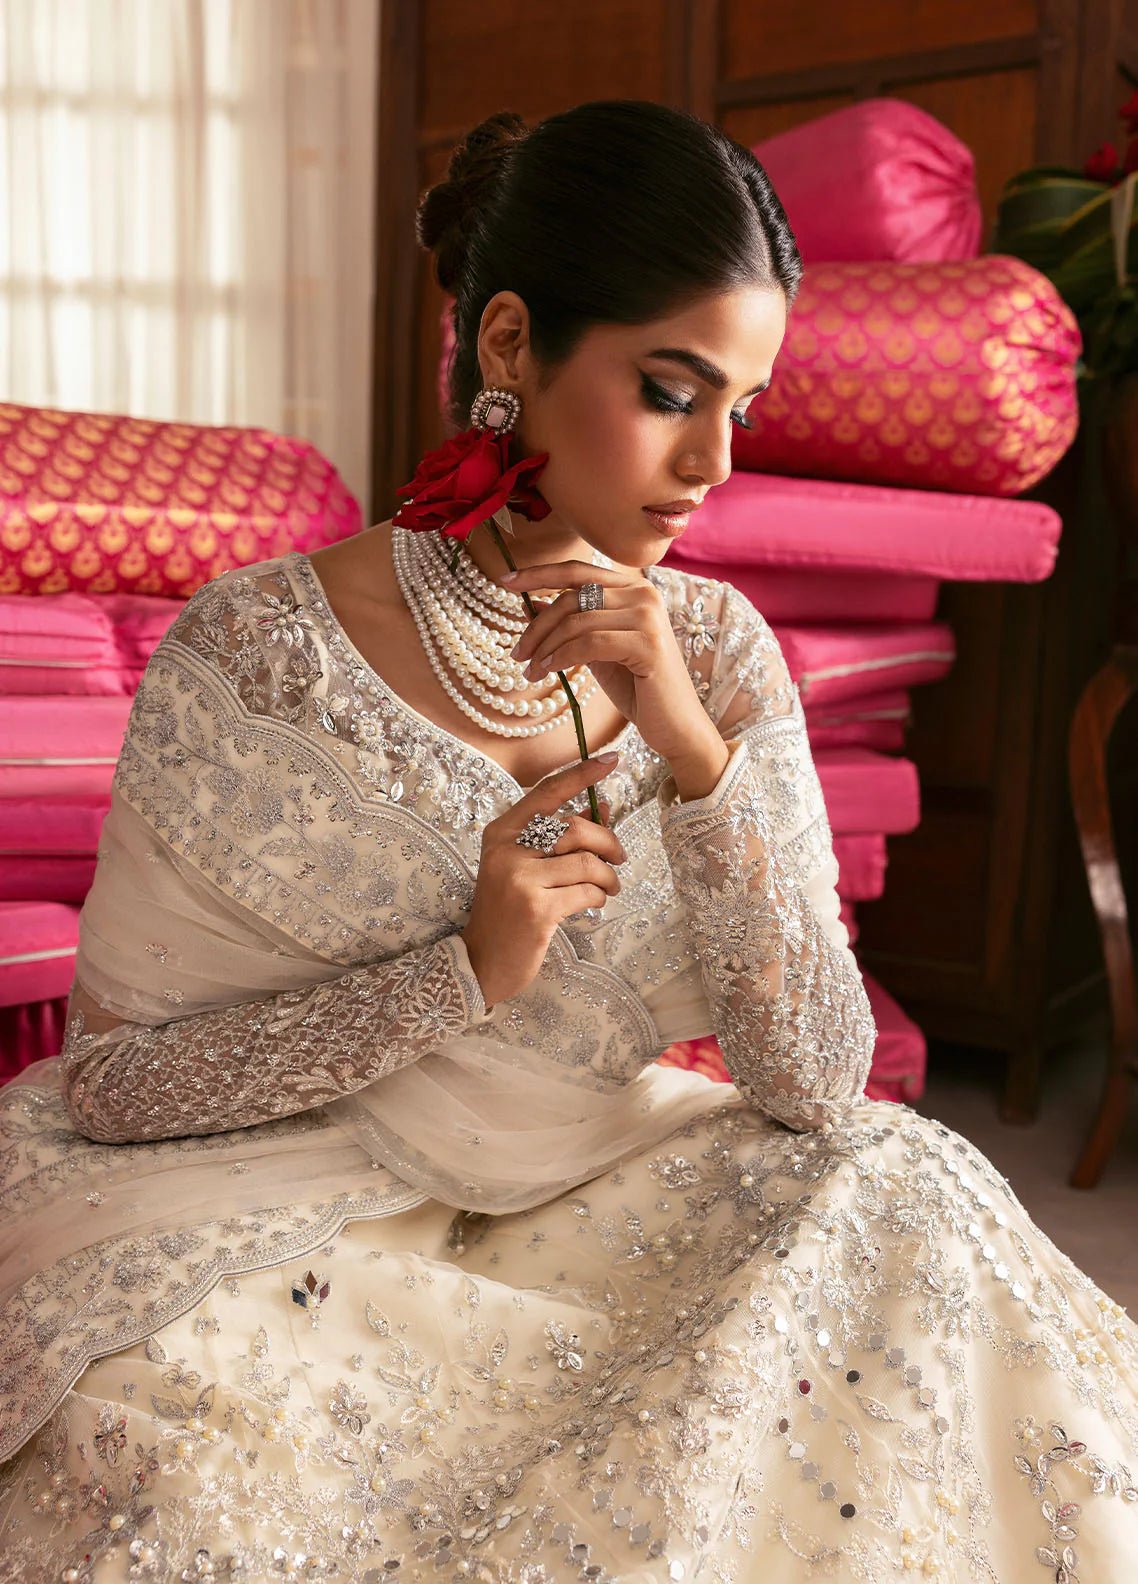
[504,561,635,593]
[521,753,620,816]
[543,811,626,864]
[556,882,612,917]
[540,850,621,896]
[513,597,634,667]
[527,629,644,681]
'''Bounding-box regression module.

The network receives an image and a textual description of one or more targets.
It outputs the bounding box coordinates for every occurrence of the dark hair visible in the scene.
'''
[417,100,802,432]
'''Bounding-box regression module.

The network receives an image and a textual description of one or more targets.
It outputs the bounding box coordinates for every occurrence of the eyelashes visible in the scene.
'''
[640,373,756,432]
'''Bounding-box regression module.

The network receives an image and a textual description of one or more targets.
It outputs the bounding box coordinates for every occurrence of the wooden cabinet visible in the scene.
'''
[372,0,1138,1117]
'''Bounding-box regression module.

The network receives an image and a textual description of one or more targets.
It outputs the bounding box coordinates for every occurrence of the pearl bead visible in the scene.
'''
[391,528,609,739]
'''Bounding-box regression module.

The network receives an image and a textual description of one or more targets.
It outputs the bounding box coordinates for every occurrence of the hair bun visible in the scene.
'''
[416,111,529,292]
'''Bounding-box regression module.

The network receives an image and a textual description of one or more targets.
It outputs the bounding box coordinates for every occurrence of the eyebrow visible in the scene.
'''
[645,347,771,398]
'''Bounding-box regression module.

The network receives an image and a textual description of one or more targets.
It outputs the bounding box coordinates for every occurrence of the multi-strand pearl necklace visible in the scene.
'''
[392,526,610,739]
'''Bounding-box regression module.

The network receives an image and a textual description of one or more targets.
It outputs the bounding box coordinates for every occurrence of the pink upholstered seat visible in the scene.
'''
[663,470,1062,623]
[0,899,78,1008]
[0,696,131,795]
[775,620,955,708]
[806,690,908,751]
[814,748,920,836]
[0,590,182,694]
[832,834,888,903]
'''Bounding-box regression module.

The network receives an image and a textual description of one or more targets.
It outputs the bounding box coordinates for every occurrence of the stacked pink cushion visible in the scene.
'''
[0,600,178,1064]
[0,404,364,1076]
[655,101,1078,1104]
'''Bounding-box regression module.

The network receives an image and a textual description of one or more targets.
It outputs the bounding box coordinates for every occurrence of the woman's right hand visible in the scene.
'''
[461,753,626,1009]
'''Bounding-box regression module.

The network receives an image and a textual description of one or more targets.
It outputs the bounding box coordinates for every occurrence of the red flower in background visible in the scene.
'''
[1125,136,1138,176]
[393,427,551,542]
[1084,142,1121,183]
[1121,91,1138,133]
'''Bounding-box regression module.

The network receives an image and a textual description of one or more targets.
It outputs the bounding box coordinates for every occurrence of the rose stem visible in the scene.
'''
[478,517,603,825]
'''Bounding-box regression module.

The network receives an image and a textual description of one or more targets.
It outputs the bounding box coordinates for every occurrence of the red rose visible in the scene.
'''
[393,427,551,541]
[1121,91,1138,133]
[1084,142,1121,183]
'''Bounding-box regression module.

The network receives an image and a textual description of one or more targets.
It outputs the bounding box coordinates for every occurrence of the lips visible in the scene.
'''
[644,500,702,513]
[642,506,692,536]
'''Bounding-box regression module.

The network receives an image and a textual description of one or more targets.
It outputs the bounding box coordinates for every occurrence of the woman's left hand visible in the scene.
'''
[505,560,725,774]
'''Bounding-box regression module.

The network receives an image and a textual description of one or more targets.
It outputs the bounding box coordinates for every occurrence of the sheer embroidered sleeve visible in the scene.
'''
[59,565,489,1145]
[61,933,488,1146]
[656,576,875,1131]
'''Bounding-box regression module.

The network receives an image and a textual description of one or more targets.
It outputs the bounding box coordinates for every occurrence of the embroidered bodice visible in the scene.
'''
[60,545,874,1145]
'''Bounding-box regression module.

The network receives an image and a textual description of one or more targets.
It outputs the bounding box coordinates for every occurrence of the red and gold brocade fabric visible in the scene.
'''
[0,403,361,597]
[735,256,1080,496]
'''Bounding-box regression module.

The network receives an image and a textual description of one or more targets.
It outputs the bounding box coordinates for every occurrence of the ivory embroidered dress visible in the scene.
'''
[1,533,1136,1583]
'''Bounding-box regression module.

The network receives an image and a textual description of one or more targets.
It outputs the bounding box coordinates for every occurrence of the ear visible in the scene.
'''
[477,291,532,387]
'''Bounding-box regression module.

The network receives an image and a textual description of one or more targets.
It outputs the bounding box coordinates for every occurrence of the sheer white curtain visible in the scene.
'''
[0,0,380,513]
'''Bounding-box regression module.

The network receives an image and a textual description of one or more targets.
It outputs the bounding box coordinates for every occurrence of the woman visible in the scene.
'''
[1,99,1135,1583]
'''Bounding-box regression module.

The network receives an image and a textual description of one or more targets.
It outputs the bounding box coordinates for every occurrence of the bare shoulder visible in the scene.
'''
[307,520,399,612]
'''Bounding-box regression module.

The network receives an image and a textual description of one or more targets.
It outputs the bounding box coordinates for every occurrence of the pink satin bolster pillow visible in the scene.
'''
[0,403,362,598]
[753,99,982,263]
[734,256,1081,496]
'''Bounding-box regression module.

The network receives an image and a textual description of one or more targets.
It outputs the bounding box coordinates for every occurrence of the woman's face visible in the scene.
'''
[477,283,787,571]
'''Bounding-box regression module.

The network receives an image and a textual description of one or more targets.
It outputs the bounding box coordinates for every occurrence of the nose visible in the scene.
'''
[677,426,733,491]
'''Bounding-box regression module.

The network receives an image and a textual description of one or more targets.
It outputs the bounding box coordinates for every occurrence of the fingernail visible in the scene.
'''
[501,571,517,583]
[595,751,619,764]
[510,640,523,658]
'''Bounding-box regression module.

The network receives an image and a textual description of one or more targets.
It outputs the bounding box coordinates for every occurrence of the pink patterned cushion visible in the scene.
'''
[0,403,361,598]
[734,257,1080,496]
[754,99,981,264]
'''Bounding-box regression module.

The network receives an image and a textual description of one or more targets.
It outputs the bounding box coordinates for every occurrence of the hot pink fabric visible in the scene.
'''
[0,899,78,1007]
[805,687,910,751]
[861,970,926,1102]
[664,471,1062,585]
[775,621,955,708]
[0,995,67,1077]
[0,696,131,795]
[754,99,981,264]
[0,591,181,694]
[0,796,110,856]
[0,402,362,598]
[0,855,96,903]
[832,833,888,903]
[734,257,1080,497]
[807,717,907,752]
[814,748,920,836]
[713,566,941,626]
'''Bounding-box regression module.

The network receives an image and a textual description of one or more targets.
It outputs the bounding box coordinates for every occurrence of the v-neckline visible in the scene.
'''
[290,549,641,795]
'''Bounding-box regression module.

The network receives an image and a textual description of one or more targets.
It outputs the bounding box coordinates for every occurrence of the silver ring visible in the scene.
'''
[578,581,604,612]
[515,812,570,855]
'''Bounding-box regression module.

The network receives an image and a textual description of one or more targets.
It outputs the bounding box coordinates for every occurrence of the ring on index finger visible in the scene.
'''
[515,812,570,855]
[577,582,605,612]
